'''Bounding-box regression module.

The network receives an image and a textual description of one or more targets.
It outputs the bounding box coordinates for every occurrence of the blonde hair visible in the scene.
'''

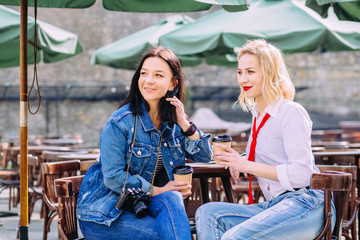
[237,39,295,111]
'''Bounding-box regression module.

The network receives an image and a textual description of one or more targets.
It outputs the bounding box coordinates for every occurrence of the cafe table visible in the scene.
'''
[43,138,83,146]
[7,145,74,169]
[350,143,360,149]
[186,162,234,204]
[57,153,100,161]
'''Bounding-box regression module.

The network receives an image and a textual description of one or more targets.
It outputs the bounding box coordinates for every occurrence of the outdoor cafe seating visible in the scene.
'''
[55,175,85,240]
[41,160,81,240]
[2,127,360,240]
[40,158,98,240]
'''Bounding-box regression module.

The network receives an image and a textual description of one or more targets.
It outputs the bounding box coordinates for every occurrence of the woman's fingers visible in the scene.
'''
[229,167,238,180]
[167,181,191,191]
[181,190,192,199]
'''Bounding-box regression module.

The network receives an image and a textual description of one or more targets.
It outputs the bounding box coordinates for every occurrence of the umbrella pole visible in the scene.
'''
[19,0,29,239]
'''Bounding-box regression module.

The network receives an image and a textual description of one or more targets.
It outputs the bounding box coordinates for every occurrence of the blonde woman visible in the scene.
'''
[195,39,335,240]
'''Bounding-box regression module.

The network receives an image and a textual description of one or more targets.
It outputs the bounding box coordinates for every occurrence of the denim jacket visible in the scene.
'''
[77,103,212,226]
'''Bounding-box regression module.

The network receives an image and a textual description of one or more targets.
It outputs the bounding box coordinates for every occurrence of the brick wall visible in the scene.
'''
[0,4,359,145]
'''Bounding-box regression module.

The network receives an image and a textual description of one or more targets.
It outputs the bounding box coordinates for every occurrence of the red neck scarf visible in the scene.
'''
[248,113,270,204]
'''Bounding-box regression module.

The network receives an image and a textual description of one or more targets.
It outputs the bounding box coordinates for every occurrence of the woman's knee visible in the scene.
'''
[152,191,184,208]
[196,202,219,220]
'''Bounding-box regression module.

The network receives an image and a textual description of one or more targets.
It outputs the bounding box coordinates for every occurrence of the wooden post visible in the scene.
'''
[19,0,29,239]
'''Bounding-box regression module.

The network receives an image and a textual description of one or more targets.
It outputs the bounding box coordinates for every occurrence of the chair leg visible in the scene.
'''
[43,207,49,240]
[8,187,11,210]
[28,194,41,223]
[43,209,58,240]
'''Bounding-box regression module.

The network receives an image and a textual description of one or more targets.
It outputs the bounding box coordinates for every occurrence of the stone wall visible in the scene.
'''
[0,4,359,145]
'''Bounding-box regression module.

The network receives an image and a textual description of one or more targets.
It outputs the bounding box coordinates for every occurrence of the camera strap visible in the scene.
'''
[121,115,163,196]
[150,134,162,196]
[121,115,138,194]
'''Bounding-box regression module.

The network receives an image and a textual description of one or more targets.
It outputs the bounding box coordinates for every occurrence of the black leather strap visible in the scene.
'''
[181,122,197,137]
[280,186,309,196]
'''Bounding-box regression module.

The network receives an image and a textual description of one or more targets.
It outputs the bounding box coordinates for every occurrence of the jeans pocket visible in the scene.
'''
[296,190,323,210]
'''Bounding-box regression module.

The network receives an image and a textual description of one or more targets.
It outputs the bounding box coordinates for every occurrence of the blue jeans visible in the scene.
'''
[79,191,191,240]
[195,189,335,240]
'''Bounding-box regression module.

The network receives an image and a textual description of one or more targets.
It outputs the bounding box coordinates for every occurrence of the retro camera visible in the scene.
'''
[115,188,151,218]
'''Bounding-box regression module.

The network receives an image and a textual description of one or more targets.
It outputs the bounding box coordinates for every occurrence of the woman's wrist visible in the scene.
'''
[243,156,251,174]
[179,121,190,132]
[152,186,162,196]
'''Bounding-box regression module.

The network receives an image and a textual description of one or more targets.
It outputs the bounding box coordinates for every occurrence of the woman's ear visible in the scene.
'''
[166,85,179,98]
[170,79,179,91]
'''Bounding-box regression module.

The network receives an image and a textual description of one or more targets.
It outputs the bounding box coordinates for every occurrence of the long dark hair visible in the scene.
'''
[120,47,185,123]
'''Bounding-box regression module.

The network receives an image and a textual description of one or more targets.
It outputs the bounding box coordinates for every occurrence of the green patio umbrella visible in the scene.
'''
[159,0,360,67]
[0,0,250,12]
[103,0,250,12]
[0,0,95,8]
[0,5,83,68]
[91,15,202,69]
[0,1,252,239]
[306,0,360,22]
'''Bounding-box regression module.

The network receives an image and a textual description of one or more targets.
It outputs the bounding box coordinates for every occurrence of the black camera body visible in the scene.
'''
[115,188,151,218]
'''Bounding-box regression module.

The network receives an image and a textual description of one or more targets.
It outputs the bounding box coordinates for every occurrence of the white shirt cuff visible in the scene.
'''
[276,164,294,191]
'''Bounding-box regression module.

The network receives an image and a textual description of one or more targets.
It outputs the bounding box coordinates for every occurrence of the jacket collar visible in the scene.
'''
[138,102,172,133]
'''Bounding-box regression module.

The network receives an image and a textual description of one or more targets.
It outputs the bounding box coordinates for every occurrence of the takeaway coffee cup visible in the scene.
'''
[172,165,194,193]
[212,135,233,164]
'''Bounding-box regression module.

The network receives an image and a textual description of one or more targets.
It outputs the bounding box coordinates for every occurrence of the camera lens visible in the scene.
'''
[133,201,148,218]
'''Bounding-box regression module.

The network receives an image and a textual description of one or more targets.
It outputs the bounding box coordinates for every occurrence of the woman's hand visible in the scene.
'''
[214,144,279,182]
[213,143,249,178]
[166,96,187,126]
[229,167,242,181]
[166,96,200,140]
[152,180,192,199]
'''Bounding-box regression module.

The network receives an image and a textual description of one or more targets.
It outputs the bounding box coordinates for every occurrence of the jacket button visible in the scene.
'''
[164,143,168,147]
[137,150,141,156]
[169,161,173,166]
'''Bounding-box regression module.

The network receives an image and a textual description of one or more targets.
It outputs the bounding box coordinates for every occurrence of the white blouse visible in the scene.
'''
[246,98,318,201]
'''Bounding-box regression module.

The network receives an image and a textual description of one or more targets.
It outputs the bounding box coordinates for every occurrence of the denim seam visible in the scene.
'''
[215,213,247,240]
[152,198,180,240]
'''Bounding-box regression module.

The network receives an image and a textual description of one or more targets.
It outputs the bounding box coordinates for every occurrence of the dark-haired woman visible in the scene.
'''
[77,47,212,240]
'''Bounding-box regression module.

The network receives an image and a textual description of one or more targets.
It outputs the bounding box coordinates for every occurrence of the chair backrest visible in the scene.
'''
[0,142,9,168]
[55,175,84,240]
[317,165,357,219]
[311,170,352,240]
[17,154,39,186]
[41,160,81,206]
[41,150,87,162]
[80,159,98,173]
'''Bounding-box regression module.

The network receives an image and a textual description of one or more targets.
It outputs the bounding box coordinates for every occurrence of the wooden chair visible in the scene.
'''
[0,143,19,210]
[0,170,19,210]
[214,174,262,204]
[16,154,43,221]
[14,155,44,238]
[230,176,262,204]
[0,154,40,211]
[55,175,85,240]
[79,159,98,174]
[317,165,359,240]
[0,142,9,168]
[312,170,352,240]
[41,160,81,240]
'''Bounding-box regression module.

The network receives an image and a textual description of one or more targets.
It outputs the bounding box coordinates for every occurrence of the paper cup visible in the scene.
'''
[212,135,232,164]
[172,165,193,192]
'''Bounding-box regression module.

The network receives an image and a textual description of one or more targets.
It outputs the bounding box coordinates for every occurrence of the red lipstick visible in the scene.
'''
[243,86,252,91]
